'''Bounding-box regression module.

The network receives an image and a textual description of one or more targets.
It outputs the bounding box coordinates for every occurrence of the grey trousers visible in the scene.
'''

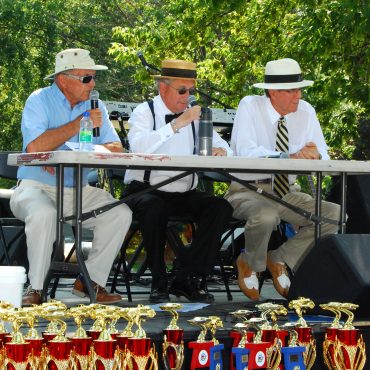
[225,181,341,273]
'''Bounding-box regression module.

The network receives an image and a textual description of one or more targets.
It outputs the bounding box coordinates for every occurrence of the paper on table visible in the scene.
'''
[65,141,110,153]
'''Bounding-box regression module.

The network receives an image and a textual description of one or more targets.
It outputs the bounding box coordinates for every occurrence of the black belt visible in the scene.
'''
[246,179,271,184]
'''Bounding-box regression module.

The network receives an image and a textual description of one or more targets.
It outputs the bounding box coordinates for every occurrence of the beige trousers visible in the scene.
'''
[10,179,132,290]
[225,181,341,273]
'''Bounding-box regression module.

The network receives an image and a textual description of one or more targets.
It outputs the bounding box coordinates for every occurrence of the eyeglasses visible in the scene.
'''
[166,83,196,95]
[62,73,97,84]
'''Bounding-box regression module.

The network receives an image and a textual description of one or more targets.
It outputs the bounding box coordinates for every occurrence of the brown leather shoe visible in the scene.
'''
[266,258,290,298]
[236,254,259,300]
[72,275,122,304]
[22,286,42,306]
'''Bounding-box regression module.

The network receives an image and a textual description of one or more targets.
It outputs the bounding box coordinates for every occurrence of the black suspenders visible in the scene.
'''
[143,100,196,188]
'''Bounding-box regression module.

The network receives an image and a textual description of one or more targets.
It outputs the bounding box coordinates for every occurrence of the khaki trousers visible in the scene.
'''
[225,181,341,273]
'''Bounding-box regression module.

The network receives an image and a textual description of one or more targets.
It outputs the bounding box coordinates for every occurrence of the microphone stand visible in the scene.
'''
[136,51,234,110]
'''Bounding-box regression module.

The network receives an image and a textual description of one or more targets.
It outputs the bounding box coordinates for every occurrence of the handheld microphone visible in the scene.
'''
[90,90,100,137]
[137,51,150,71]
[188,95,198,107]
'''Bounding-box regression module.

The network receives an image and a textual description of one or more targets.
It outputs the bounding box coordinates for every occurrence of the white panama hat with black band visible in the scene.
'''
[253,58,314,90]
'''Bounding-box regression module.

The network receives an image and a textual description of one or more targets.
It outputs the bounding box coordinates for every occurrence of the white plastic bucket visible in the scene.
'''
[0,266,27,307]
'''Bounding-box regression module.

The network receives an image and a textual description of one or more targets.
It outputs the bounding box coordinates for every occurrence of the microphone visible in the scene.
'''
[188,95,198,107]
[90,90,100,137]
[137,51,150,71]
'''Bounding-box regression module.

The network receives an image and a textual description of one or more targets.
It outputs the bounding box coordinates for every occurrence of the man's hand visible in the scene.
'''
[175,105,201,129]
[212,147,227,156]
[291,142,321,159]
[89,108,103,131]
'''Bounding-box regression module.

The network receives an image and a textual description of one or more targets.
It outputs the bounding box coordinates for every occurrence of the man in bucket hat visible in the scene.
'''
[10,48,132,305]
[123,59,233,303]
[224,58,340,301]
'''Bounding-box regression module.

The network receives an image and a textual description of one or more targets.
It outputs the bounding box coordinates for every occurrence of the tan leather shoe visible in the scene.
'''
[22,286,42,306]
[266,258,290,298]
[236,254,259,300]
[72,275,122,304]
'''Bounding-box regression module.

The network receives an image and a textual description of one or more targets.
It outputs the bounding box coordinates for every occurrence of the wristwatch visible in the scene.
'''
[170,119,180,134]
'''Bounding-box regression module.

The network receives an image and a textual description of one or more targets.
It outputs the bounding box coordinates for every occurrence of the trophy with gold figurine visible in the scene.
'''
[2,308,32,370]
[89,305,120,370]
[321,302,366,370]
[287,297,316,369]
[160,303,184,370]
[124,304,158,370]
[280,327,307,370]
[188,316,224,370]
[68,304,93,370]
[115,307,136,356]
[40,302,73,370]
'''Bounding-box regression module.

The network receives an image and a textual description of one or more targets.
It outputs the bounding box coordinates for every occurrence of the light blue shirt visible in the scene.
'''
[18,83,120,187]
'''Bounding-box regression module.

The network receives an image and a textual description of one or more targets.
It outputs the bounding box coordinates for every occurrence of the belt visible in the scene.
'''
[246,179,271,184]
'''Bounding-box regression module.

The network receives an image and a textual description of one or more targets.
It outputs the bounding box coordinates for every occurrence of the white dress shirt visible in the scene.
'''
[124,95,232,192]
[230,95,329,182]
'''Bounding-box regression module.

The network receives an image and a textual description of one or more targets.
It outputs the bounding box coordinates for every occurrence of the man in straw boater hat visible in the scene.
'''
[124,59,233,303]
[10,48,132,305]
[224,58,340,301]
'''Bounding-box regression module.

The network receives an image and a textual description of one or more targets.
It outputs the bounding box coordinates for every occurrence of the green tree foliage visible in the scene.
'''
[110,0,369,159]
[0,0,368,161]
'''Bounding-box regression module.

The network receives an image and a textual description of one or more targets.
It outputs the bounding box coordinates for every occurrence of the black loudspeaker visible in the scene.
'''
[288,234,370,316]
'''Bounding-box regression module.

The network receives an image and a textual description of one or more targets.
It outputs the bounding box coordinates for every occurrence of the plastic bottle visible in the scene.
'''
[79,111,93,151]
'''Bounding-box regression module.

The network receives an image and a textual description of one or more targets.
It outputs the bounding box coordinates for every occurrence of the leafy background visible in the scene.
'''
[0,0,368,189]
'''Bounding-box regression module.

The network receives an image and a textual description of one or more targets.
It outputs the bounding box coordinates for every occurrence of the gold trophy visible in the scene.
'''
[256,302,288,370]
[3,308,32,370]
[69,304,93,370]
[124,305,158,370]
[115,307,136,355]
[89,305,120,370]
[287,297,316,370]
[160,303,184,370]
[322,302,366,370]
[41,302,73,370]
[204,316,224,370]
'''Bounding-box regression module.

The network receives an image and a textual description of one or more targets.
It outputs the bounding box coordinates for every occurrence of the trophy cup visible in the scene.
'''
[41,305,73,370]
[288,297,316,370]
[229,309,255,370]
[256,302,288,370]
[115,307,136,354]
[188,316,214,369]
[124,305,158,370]
[86,304,107,340]
[3,308,31,370]
[323,302,366,370]
[280,328,307,370]
[243,317,273,369]
[40,300,68,343]
[160,303,184,370]
[89,306,120,370]
[69,304,93,370]
[23,306,45,370]
[0,301,13,345]
[205,316,224,370]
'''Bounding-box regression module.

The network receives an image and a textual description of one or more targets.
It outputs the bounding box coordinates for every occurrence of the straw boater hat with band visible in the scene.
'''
[44,48,108,80]
[152,59,197,81]
[253,58,313,90]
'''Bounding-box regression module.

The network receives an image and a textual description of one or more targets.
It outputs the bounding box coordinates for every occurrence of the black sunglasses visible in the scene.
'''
[166,83,196,95]
[63,73,97,84]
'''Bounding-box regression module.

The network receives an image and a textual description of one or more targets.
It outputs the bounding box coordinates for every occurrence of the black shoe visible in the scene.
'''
[149,283,170,303]
[169,277,214,303]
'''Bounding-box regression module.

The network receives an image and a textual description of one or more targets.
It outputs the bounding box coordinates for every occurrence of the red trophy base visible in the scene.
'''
[188,341,214,369]
[93,339,117,370]
[244,342,271,369]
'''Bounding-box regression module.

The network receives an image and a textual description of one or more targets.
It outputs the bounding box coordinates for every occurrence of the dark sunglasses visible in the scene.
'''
[166,83,196,95]
[63,73,97,84]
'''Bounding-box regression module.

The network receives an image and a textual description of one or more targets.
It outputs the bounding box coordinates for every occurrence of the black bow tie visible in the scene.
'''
[165,112,182,123]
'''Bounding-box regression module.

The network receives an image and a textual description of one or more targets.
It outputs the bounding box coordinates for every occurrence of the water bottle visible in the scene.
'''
[198,107,213,156]
[79,111,93,151]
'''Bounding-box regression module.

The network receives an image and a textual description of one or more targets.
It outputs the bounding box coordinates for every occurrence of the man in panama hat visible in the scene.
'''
[124,59,233,303]
[225,58,340,301]
[11,48,132,305]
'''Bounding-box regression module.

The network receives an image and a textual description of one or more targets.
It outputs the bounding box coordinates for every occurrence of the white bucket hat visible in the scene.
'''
[253,58,313,90]
[44,48,108,80]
